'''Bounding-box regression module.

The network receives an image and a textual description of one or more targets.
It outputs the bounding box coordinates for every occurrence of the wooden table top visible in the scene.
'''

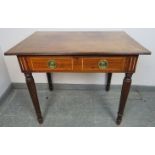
[5,31,151,56]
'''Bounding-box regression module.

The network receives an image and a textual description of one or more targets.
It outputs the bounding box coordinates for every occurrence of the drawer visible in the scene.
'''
[82,57,126,72]
[26,56,73,72]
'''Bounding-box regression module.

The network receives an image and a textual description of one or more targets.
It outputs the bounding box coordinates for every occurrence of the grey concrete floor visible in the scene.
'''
[0,86,155,127]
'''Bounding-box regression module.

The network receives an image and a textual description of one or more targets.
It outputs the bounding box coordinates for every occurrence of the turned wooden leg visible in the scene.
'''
[46,73,53,91]
[116,73,133,125]
[24,73,43,124]
[106,73,112,91]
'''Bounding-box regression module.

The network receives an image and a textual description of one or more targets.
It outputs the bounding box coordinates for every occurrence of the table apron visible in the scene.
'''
[17,55,138,73]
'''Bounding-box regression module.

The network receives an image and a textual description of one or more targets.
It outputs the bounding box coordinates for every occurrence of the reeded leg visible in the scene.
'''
[106,73,112,91]
[116,73,133,125]
[24,73,43,124]
[46,73,53,91]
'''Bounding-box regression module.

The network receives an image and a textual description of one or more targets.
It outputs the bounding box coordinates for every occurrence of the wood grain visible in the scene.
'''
[5,31,151,56]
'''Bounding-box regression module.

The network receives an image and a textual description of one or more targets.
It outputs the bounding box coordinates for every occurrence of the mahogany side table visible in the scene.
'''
[5,31,151,125]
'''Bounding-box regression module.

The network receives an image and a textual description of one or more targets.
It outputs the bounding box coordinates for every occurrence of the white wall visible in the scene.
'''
[0,47,11,97]
[0,28,154,86]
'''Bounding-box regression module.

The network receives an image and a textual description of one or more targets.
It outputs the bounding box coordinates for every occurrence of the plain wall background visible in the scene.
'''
[0,47,11,97]
[0,28,154,86]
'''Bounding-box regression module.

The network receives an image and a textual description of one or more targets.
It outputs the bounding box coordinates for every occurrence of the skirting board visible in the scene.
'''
[0,84,12,103]
[0,83,155,104]
[12,83,155,91]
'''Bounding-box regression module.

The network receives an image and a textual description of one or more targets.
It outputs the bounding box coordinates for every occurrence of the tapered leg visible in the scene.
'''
[116,73,133,125]
[24,73,43,124]
[106,73,112,91]
[46,73,53,91]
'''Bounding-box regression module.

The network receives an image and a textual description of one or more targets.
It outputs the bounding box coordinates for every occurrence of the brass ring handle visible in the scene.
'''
[48,60,57,69]
[98,60,108,69]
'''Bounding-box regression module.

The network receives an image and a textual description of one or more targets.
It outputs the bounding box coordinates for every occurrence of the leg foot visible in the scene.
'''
[116,114,122,125]
[38,117,43,124]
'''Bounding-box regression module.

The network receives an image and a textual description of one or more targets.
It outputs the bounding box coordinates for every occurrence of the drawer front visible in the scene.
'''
[27,56,73,71]
[82,57,126,72]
